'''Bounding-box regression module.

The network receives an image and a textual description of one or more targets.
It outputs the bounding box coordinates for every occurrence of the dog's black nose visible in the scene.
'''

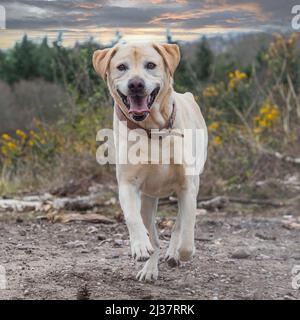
[128,77,145,95]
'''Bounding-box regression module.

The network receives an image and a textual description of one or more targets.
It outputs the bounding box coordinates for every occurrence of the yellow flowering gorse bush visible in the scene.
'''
[0,122,60,167]
[253,99,280,135]
[228,70,247,90]
[208,121,222,146]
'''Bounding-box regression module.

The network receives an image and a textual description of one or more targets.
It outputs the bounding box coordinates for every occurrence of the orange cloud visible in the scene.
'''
[74,3,104,9]
[150,2,267,24]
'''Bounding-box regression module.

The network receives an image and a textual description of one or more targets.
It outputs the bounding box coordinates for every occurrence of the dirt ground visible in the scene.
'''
[0,207,300,300]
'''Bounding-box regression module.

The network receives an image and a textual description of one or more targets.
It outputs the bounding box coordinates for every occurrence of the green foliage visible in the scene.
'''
[0,34,106,97]
[194,36,214,82]
[174,52,195,92]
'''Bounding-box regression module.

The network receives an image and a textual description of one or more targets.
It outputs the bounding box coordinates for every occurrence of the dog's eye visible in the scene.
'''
[117,64,127,71]
[146,62,156,70]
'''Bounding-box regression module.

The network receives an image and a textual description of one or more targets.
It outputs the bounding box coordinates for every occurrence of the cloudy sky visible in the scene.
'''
[0,0,297,48]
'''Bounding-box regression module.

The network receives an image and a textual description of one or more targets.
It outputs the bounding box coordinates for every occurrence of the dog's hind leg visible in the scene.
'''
[165,176,199,266]
[165,210,181,267]
[137,194,159,282]
[177,175,199,262]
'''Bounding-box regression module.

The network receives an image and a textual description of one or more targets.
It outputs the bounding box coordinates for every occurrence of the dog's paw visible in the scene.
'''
[136,261,158,282]
[165,249,180,268]
[131,237,154,261]
[165,256,180,268]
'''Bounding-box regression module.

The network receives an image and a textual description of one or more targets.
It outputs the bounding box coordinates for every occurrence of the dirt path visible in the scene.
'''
[0,211,300,300]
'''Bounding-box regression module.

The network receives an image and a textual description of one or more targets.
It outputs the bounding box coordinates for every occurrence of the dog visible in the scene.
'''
[93,42,208,281]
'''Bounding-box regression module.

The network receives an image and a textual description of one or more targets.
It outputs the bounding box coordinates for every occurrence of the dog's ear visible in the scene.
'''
[153,43,180,77]
[93,46,118,81]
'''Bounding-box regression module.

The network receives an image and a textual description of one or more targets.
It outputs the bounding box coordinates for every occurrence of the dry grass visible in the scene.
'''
[0,79,68,133]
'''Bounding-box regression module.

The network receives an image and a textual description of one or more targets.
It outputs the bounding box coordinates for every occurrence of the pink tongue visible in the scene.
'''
[128,96,149,114]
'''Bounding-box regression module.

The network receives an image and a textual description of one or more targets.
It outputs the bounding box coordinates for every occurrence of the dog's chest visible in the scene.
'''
[136,164,186,197]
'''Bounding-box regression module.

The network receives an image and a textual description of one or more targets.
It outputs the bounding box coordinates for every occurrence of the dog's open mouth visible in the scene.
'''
[117,87,160,121]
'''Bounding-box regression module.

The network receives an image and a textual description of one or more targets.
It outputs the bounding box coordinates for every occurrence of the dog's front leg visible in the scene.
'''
[118,182,154,261]
[137,194,159,282]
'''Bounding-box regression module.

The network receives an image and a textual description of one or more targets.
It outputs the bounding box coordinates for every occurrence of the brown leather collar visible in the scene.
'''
[115,103,177,138]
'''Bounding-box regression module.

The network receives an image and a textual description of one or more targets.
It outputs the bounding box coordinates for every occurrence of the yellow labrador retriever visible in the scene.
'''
[93,42,207,281]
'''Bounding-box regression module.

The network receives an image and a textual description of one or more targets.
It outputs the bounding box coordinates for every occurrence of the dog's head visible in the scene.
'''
[93,42,180,122]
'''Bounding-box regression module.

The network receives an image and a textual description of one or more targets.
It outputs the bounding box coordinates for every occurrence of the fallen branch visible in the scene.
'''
[0,192,286,214]
[198,196,229,210]
[0,194,109,213]
[159,195,285,209]
[52,195,105,211]
[226,197,285,207]
[261,149,300,165]
[49,212,115,224]
[159,196,212,206]
[0,199,42,212]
